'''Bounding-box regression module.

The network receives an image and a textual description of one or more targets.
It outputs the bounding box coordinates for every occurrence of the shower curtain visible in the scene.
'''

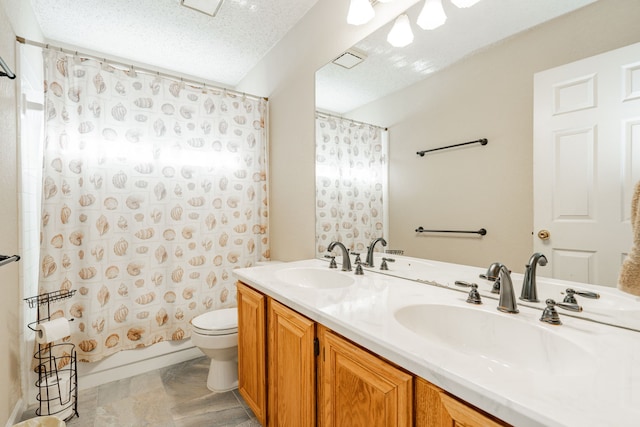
[38,48,269,362]
[315,114,387,256]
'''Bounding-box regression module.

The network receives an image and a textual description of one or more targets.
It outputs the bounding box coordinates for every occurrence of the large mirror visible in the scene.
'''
[315,0,640,329]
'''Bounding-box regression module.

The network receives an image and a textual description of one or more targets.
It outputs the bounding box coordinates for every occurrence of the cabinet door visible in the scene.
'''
[415,377,510,427]
[268,299,316,427]
[318,326,412,427]
[237,281,267,426]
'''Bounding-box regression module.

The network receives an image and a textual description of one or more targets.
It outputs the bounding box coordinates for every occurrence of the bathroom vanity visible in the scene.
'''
[233,257,640,426]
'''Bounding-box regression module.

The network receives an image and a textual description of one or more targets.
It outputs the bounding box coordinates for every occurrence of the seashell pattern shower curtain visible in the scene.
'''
[39,49,269,362]
[315,115,386,256]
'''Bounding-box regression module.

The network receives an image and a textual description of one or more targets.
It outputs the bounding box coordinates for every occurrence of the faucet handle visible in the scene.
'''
[540,299,582,325]
[350,252,361,264]
[354,261,364,275]
[454,280,474,287]
[324,255,337,269]
[563,288,600,304]
[454,281,482,305]
[380,257,395,270]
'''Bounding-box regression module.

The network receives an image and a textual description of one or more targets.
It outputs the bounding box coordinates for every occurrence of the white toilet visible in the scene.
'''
[190,307,238,392]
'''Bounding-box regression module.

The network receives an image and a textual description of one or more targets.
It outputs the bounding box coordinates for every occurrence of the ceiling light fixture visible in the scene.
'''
[180,0,224,17]
[347,0,375,25]
[416,0,447,30]
[350,0,481,47]
[387,14,414,48]
[451,0,482,8]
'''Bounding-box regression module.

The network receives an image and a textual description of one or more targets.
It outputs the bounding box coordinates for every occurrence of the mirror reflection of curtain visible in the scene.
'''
[38,48,269,362]
[315,113,387,257]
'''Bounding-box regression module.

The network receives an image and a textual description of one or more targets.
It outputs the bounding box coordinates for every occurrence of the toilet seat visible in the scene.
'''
[191,308,238,336]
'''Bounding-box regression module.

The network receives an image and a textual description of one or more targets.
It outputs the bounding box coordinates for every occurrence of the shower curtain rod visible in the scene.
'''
[16,36,267,102]
[315,111,388,131]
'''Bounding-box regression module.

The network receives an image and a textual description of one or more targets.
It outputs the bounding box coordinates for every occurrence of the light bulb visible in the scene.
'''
[416,0,447,30]
[387,14,414,48]
[347,0,375,25]
[451,0,482,8]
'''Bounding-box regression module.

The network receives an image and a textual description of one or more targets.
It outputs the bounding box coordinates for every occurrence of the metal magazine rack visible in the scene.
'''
[24,290,78,421]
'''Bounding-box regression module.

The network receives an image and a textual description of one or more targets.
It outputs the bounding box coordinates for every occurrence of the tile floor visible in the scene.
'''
[21,357,261,427]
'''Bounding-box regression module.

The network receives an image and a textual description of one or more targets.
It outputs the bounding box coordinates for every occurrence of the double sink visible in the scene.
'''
[236,256,640,426]
[274,262,594,377]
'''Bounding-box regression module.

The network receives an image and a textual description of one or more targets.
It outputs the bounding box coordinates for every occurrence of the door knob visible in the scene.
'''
[537,229,550,240]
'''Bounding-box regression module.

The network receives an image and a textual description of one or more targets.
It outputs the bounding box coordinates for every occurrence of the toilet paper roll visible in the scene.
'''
[36,318,71,344]
[40,370,72,404]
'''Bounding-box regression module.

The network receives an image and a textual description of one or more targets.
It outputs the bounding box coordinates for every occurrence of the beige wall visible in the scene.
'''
[0,2,21,423]
[347,0,640,271]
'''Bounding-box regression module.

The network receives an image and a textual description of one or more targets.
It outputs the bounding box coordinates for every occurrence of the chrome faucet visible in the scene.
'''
[365,237,387,268]
[520,253,547,302]
[497,264,519,313]
[327,241,351,272]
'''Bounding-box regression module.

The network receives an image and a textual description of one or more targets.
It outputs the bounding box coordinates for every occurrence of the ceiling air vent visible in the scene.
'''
[332,50,366,69]
[180,0,224,17]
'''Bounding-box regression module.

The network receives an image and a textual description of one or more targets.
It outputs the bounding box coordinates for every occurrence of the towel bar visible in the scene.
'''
[0,254,20,267]
[415,227,487,236]
[417,138,487,157]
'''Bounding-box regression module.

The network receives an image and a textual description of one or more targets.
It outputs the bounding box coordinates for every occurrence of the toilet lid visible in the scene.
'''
[191,308,237,335]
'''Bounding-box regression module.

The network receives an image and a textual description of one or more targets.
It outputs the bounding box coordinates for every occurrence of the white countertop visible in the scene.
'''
[233,257,640,427]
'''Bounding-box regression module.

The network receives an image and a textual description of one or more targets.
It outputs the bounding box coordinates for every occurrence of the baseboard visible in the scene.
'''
[77,341,203,391]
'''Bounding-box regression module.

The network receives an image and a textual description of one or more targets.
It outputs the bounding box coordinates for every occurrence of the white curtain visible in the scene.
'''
[315,114,387,256]
[39,48,269,362]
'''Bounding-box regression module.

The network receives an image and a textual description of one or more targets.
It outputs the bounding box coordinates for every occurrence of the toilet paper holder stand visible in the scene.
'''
[24,290,79,421]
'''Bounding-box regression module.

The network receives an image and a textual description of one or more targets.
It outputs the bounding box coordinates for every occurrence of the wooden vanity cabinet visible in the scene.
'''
[237,281,317,427]
[268,298,316,426]
[237,281,268,425]
[237,281,510,427]
[415,377,510,427]
[317,325,413,427]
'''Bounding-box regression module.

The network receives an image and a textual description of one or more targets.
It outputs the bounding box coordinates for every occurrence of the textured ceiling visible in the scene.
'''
[315,0,596,115]
[30,0,596,111]
[30,0,319,86]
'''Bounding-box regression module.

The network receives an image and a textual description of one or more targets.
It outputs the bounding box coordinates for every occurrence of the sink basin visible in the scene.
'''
[394,304,593,375]
[275,267,355,289]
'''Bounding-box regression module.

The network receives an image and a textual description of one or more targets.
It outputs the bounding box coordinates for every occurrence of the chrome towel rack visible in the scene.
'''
[417,138,487,157]
[0,254,20,267]
[415,227,487,236]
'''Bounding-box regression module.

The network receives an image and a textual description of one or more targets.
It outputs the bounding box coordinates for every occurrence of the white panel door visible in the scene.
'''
[534,42,640,287]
